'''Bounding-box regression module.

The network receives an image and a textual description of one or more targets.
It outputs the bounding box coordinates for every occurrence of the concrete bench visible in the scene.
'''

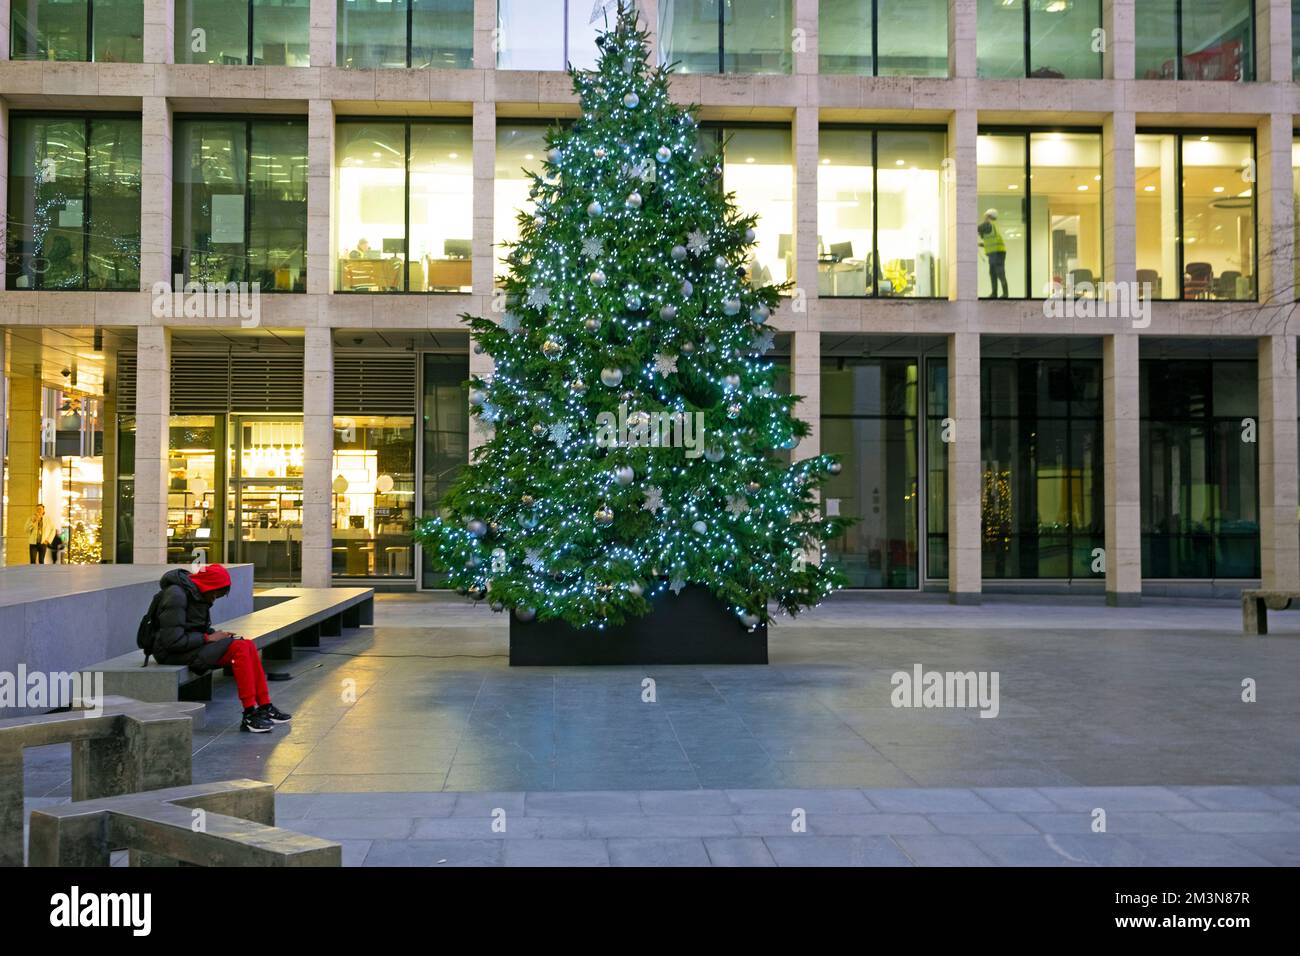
[0,697,205,867]
[96,587,374,703]
[28,778,341,867]
[1241,589,1299,634]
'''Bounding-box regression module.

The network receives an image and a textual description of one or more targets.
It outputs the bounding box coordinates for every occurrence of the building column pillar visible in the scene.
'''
[794,107,819,302]
[3,335,43,566]
[1258,335,1300,591]
[101,346,119,564]
[140,98,173,291]
[472,101,496,304]
[142,0,175,64]
[789,330,820,462]
[133,328,170,566]
[950,0,976,79]
[1258,0,1293,82]
[947,110,978,301]
[1103,112,1136,290]
[302,327,334,588]
[638,0,661,66]
[947,331,980,603]
[0,331,7,567]
[793,0,817,76]
[1255,113,1294,304]
[1103,333,1142,605]
[310,0,336,68]
[1102,0,1134,79]
[307,100,336,296]
[473,0,496,69]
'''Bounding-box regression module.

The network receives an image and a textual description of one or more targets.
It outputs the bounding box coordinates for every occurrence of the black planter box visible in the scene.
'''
[509,585,768,666]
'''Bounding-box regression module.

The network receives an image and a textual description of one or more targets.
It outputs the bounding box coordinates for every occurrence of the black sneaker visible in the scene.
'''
[241,708,273,733]
[259,704,293,723]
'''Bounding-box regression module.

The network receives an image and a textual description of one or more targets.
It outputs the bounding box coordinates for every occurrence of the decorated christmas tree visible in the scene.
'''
[416,3,846,631]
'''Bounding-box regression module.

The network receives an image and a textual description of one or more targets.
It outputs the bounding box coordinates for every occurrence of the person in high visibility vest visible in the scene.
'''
[978,208,1009,298]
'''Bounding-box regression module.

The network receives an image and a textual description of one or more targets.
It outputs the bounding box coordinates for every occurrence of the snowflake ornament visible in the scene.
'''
[581,236,605,259]
[686,230,709,255]
[642,485,664,513]
[653,353,678,377]
[526,285,552,309]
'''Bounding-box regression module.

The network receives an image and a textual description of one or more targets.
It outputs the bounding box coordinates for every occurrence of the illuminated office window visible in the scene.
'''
[1135,0,1254,80]
[660,0,792,74]
[176,1,310,66]
[338,0,472,68]
[494,124,551,279]
[496,0,602,70]
[11,0,142,62]
[977,0,1103,79]
[699,126,795,287]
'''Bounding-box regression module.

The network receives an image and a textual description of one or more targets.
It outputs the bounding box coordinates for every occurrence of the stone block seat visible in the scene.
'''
[95,587,374,703]
[1241,589,1300,635]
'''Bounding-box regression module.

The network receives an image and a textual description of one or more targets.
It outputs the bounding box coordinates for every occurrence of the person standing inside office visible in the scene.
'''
[978,208,1009,299]
[25,504,53,563]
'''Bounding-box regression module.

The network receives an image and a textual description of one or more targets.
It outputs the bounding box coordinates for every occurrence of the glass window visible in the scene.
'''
[338,0,409,68]
[976,132,1027,298]
[116,414,136,564]
[877,0,947,76]
[253,0,311,65]
[494,123,550,279]
[167,415,223,565]
[981,357,1104,580]
[821,357,920,588]
[421,353,470,588]
[818,127,948,298]
[1028,131,1103,297]
[11,0,142,62]
[336,120,473,292]
[1135,0,1254,80]
[978,0,1103,78]
[660,0,792,74]
[925,357,949,579]
[333,416,416,579]
[818,0,871,75]
[976,130,1102,299]
[1137,132,1255,301]
[173,117,307,291]
[496,0,599,70]
[7,114,142,291]
[176,0,250,64]
[411,0,474,68]
[1141,358,1259,578]
[716,126,794,286]
[1182,133,1254,300]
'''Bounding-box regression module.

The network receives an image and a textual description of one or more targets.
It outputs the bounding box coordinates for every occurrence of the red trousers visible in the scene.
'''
[215,639,270,709]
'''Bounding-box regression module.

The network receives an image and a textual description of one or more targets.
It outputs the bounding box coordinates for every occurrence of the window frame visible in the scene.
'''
[6,109,142,293]
[659,0,793,75]
[1136,127,1259,302]
[177,0,309,67]
[976,125,1106,301]
[1147,0,1257,81]
[172,112,308,292]
[340,0,469,69]
[818,123,949,300]
[335,114,474,295]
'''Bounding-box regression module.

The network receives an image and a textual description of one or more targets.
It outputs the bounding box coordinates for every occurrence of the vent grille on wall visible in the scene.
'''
[114,351,305,414]
[334,354,418,416]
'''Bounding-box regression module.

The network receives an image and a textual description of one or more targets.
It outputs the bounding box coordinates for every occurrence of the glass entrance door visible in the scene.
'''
[227,416,304,582]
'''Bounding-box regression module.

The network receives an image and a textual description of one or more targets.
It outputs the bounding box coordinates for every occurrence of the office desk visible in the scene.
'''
[426,257,472,291]
[340,258,401,291]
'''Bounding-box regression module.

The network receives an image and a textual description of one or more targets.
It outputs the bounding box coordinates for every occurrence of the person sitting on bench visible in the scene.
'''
[152,564,293,734]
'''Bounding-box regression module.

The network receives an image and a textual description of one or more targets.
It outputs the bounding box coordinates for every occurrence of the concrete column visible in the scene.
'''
[307,100,337,296]
[302,327,334,588]
[143,0,175,64]
[789,329,820,463]
[472,101,496,296]
[638,0,661,66]
[473,0,496,70]
[101,347,119,564]
[950,0,976,79]
[132,327,170,566]
[311,0,336,67]
[1257,0,1293,83]
[2,334,41,567]
[140,98,173,291]
[0,0,9,60]
[1103,111,1136,289]
[947,110,978,301]
[1103,333,1142,605]
[1255,113,1294,304]
[1102,0,1134,80]
[1258,335,1300,591]
[468,346,495,454]
[793,0,817,75]
[793,107,818,299]
[946,332,980,603]
[0,331,6,566]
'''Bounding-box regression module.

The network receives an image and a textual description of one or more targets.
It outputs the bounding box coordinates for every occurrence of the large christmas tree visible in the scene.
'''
[416,3,846,630]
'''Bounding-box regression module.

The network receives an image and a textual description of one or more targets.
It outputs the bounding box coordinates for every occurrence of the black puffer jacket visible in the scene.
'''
[152,569,232,672]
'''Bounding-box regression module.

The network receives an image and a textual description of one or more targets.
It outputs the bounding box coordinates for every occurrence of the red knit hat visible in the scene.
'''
[190,564,232,593]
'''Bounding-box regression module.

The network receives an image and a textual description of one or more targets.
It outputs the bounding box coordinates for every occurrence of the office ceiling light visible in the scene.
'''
[1144,185,1156,191]
[1077,185,1088,191]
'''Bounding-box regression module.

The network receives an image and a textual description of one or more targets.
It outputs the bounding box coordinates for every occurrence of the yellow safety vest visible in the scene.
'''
[981,219,1005,254]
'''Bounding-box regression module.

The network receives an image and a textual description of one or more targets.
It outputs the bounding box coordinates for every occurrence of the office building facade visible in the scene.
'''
[0,0,1296,604]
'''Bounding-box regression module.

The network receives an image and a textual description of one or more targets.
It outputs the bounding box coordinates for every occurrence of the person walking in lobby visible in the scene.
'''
[150,564,293,734]
[978,208,1009,299]
[25,505,53,564]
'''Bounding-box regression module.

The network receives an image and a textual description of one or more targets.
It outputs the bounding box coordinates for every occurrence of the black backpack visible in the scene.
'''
[136,589,167,666]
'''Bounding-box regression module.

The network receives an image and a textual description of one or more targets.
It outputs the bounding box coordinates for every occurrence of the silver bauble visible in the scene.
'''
[704,446,725,463]
[515,606,536,623]
[629,581,645,597]
[626,191,642,209]
[594,146,608,159]
[572,378,588,395]
[587,200,604,218]
[547,147,562,163]
[740,611,761,629]
[750,305,770,324]
[601,367,624,387]
[584,316,601,332]
[714,256,728,271]
[680,341,695,354]
[829,461,843,475]
[670,245,687,261]
[656,146,672,163]
[466,519,486,538]
[745,228,757,243]
[531,423,546,437]
[623,92,640,108]
[660,304,678,320]
[723,373,741,389]
[692,520,708,534]
[590,269,607,287]
[723,298,741,316]
[615,465,635,486]
[468,388,487,407]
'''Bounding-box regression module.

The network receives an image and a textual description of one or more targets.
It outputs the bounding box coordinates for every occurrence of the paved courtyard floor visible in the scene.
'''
[20,592,1300,865]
